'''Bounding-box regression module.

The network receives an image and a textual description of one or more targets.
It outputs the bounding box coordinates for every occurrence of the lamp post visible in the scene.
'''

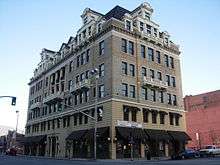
[90,68,99,160]
[62,68,99,160]
[15,110,19,133]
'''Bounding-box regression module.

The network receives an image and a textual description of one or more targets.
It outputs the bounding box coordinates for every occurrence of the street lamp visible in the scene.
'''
[90,68,99,160]
[62,68,99,160]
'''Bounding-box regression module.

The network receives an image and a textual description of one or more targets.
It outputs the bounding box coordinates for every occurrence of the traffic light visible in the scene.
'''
[11,97,16,106]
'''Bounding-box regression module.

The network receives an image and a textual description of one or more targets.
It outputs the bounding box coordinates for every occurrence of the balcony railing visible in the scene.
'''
[43,92,64,104]
[70,79,91,94]
[142,76,168,90]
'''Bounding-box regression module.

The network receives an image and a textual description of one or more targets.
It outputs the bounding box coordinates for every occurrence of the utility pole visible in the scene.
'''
[94,73,98,160]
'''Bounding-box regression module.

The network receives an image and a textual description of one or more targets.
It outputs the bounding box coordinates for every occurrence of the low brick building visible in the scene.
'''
[184,90,220,149]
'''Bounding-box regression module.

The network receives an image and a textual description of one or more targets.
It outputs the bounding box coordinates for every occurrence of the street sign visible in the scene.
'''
[116,120,142,128]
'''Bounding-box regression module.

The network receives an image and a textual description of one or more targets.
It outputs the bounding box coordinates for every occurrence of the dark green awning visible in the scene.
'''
[116,126,148,140]
[168,131,191,141]
[66,129,87,141]
[144,129,171,141]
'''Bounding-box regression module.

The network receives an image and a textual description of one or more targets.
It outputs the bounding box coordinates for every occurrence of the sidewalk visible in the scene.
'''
[16,154,170,162]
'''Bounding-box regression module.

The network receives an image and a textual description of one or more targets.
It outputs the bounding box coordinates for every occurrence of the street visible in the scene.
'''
[0,155,220,165]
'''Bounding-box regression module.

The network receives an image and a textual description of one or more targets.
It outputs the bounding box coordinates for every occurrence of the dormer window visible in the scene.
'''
[140,21,144,31]
[165,37,169,44]
[83,16,88,24]
[154,28,158,37]
[88,26,91,36]
[145,11,150,20]
[79,34,81,43]
[97,23,102,33]
[146,25,151,34]
[125,20,131,31]
[82,30,86,39]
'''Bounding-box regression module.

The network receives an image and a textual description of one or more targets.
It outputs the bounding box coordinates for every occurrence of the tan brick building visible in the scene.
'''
[24,2,190,159]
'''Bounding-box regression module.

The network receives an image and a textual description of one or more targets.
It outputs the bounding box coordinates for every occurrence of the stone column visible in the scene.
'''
[110,126,116,159]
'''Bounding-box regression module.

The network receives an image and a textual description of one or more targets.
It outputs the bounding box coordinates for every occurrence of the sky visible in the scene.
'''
[0,0,220,132]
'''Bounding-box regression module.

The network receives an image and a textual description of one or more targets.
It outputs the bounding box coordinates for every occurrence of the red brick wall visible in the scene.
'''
[184,90,220,149]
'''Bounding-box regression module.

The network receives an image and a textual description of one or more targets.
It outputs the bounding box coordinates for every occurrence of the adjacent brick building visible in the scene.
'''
[184,90,220,149]
[24,2,190,159]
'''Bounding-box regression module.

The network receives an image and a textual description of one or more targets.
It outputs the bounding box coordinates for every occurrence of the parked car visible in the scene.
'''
[172,149,200,160]
[199,145,220,157]
[5,148,17,156]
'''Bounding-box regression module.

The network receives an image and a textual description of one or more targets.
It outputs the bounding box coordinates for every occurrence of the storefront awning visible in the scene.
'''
[167,131,191,141]
[144,129,171,141]
[116,126,148,140]
[23,135,47,144]
[85,127,109,140]
[66,129,87,141]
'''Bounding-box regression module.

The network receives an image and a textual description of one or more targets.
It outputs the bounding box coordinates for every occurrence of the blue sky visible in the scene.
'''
[0,0,220,131]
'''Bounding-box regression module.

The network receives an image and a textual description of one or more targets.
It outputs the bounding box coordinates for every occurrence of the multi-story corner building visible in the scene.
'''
[24,2,190,159]
[184,90,220,149]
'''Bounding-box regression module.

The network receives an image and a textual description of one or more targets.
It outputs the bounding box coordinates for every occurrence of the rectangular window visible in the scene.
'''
[129,64,135,76]
[170,57,174,68]
[131,110,137,122]
[129,85,135,98]
[123,107,129,121]
[148,48,154,61]
[164,55,169,67]
[150,69,155,79]
[86,49,90,63]
[80,73,85,81]
[173,95,177,106]
[175,115,180,126]
[122,62,128,75]
[146,24,151,34]
[156,51,161,63]
[121,38,127,53]
[69,61,73,72]
[80,52,86,65]
[99,63,104,77]
[122,83,128,97]
[74,114,77,126]
[157,71,162,81]
[152,112,157,124]
[99,40,104,55]
[169,113,174,125]
[77,56,80,67]
[125,20,131,31]
[85,70,89,79]
[128,41,134,55]
[167,93,172,105]
[76,75,79,84]
[166,75,170,86]
[171,76,176,87]
[99,84,104,98]
[68,80,73,91]
[151,89,156,102]
[141,87,148,100]
[160,113,165,124]
[159,91,164,103]
[141,67,147,77]
[143,109,149,123]
[141,45,146,58]
[140,22,144,31]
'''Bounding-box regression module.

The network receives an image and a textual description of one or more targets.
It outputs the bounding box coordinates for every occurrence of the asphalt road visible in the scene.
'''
[0,155,220,165]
